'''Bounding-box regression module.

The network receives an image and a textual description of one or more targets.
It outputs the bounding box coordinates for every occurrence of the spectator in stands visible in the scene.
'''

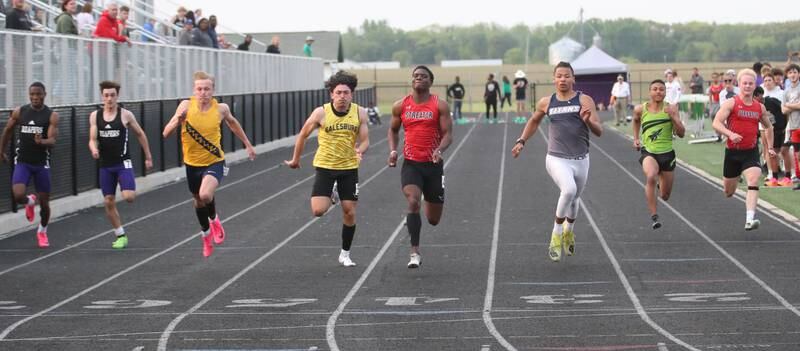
[33,7,45,27]
[55,0,78,35]
[267,35,280,54]
[193,8,202,19]
[191,18,213,48]
[763,73,784,100]
[237,34,252,51]
[772,67,785,90]
[610,74,631,126]
[171,6,187,25]
[303,35,314,57]
[178,18,193,45]
[664,69,682,105]
[117,5,130,38]
[217,34,233,49]
[689,67,704,94]
[718,70,739,105]
[207,15,219,49]
[141,18,156,42]
[76,2,94,36]
[753,62,764,86]
[93,2,129,44]
[708,72,723,121]
[5,0,33,31]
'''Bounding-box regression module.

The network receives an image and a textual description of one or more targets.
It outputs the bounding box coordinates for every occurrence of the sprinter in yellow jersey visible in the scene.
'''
[163,71,256,258]
[632,79,685,229]
[284,71,369,267]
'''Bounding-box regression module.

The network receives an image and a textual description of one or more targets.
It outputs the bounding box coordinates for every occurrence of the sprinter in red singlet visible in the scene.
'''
[388,65,453,268]
[713,68,775,231]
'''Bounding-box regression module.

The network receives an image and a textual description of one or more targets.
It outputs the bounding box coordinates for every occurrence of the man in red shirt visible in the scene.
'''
[388,66,452,268]
[713,69,775,231]
[93,2,129,44]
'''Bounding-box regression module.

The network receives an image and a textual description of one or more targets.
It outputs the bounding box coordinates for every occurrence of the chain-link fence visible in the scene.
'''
[0,29,323,110]
[0,87,376,215]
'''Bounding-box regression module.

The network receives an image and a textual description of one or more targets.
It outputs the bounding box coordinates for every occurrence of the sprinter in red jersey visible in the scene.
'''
[388,65,453,268]
[713,68,775,231]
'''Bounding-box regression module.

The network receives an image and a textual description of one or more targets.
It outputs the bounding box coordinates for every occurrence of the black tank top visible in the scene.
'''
[15,104,51,166]
[96,108,130,167]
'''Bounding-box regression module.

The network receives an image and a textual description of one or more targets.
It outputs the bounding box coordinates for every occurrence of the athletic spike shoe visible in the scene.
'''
[25,194,36,223]
[407,253,421,268]
[112,235,128,249]
[778,177,793,187]
[562,228,575,256]
[651,214,662,230]
[548,232,562,262]
[744,219,760,231]
[36,231,49,248]
[202,234,214,257]
[209,215,225,245]
[764,178,779,187]
[338,250,356,267]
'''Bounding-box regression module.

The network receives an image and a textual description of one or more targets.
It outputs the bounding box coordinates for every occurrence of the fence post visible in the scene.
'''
[71,107,78,196]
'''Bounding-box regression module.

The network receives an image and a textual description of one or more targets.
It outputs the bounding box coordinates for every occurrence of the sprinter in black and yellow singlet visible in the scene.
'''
[163,71,256,258]
[284,71,370,267]
[632,79,685,230]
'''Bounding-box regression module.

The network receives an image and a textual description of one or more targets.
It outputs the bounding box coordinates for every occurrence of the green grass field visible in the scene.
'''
[607,119,800,220]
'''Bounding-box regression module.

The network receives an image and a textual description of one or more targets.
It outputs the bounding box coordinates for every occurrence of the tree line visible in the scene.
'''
[341,18,800,66]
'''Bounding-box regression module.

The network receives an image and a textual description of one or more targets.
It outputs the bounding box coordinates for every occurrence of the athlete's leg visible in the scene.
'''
[404,184,423,254]
[37,192,50,227]
[545,155,578,222]
[658,171,675,201]
[742,166,761,213]
[103,195,122,229]
[340,199,356,249]
[641,156,660,215]
[723,177,739,197]
[198,174,219,206]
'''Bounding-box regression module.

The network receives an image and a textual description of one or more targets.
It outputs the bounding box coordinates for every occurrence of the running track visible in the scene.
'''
[0,112,798,351]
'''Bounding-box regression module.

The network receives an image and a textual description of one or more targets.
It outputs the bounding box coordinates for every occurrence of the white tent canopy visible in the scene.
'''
[570,45,628,75]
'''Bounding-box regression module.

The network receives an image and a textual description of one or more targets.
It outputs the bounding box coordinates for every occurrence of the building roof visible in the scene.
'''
[247,31,343,62]
[570,45,627,75]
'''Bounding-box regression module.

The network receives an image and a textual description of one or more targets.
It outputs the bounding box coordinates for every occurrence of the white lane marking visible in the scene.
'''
[481,345,491,351]
[131,347,144,351]
[657,342,669,351]
[482,122,517,351]
[0,137,389,277]
[503,281,612,286]
[580,200,700,351]
[590,140,800,319]
[621,258,721,262]
[326,123,478,351]
[157,162,393,351]
[0,171,317,341]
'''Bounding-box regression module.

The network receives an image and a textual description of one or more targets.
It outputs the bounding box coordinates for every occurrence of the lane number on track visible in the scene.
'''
[84,300,172,309]
[375,297,459,306]
[520,294,604,304]
[664,292,750,303]
[225,298,317,308]
[0,301,26,310]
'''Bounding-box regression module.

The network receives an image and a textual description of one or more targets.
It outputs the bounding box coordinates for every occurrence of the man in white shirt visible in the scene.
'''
[718,70,740,105]
[664,69,682,106]
[610,74,631,126]
[762,73,784,100]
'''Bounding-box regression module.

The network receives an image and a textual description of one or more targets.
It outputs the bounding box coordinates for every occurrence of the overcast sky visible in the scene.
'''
[154,0,798,34]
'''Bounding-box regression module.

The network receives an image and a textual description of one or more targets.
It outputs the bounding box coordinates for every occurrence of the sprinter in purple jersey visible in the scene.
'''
[89,81,153,249]
[0,82,60,248]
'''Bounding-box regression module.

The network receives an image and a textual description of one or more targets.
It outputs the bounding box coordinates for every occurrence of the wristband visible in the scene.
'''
[515,138,525,146]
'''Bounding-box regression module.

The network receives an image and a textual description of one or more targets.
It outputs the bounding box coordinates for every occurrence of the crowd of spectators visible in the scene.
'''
[4,0,276,53]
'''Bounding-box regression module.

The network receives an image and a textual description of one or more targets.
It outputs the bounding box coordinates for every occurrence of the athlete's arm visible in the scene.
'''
[432,98,453,164]
[669,103,686,138]
[36,111,59,147]
[713,99,741,143]
[632,104,643,149]
[0,108,21,163]
[163,100,189,138]
[355,107,370,160]
[387,99,403,167]
[511,97,548,158]
[123,110,154,169]
[284,106,324,168]
[88,111,99,159]
[220,103,256,161]
[760,104,776,156]
[579,94,603,137]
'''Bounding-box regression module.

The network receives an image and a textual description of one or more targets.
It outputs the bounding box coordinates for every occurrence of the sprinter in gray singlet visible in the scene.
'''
[511,61,603,262]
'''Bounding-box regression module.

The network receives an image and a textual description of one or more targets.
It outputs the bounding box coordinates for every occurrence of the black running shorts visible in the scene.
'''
[312,167,359,201]
[723,148,760,179]
[639,149,677,172]
[401,159,445,204]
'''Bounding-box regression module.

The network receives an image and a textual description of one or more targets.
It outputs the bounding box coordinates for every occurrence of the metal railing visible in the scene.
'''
[0,87,377,214]
[0,29,324,110]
